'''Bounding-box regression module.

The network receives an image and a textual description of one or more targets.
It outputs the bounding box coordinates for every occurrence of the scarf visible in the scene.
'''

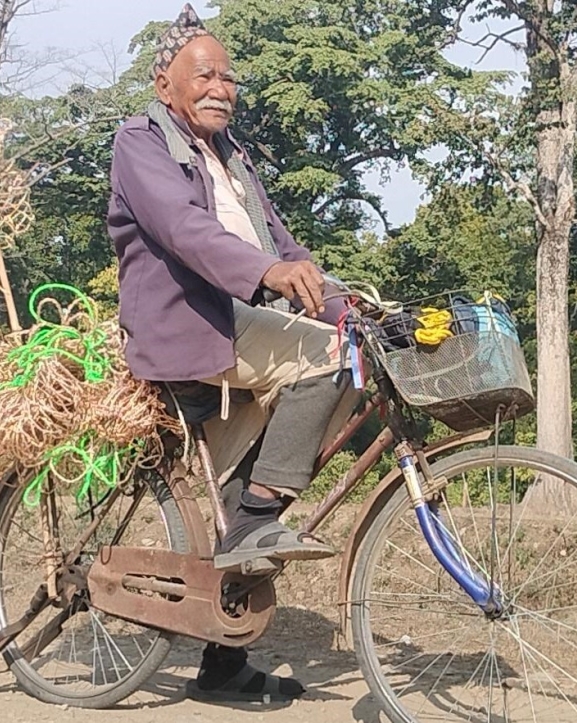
[148,100,290,312]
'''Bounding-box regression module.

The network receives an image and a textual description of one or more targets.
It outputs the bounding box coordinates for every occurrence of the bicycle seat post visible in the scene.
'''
[191,424,229,542]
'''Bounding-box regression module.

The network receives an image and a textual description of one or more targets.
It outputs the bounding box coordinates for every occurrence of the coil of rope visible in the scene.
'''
[0,283,182,506]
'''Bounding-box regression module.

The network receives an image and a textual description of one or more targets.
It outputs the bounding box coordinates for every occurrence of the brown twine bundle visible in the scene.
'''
[0,296,183,487]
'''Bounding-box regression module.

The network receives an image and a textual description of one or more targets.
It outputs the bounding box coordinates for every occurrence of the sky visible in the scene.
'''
[10,0,527,229]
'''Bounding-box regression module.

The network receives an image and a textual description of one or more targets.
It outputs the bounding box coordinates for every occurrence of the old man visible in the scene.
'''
[108,4,355,702]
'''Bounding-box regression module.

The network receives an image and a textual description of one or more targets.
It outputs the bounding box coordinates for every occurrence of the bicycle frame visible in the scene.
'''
[0,383,497,657]
[193,378,501,619]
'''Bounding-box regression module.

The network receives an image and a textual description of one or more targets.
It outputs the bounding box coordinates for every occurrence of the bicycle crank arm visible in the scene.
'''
[0,584,49,655]
[87,546,276,647]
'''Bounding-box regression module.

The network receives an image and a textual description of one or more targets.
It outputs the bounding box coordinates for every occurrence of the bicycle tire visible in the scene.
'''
[0,469,191,709]
[351,444,577,723]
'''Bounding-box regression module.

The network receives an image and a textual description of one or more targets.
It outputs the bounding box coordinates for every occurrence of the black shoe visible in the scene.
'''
[186,644,305,702]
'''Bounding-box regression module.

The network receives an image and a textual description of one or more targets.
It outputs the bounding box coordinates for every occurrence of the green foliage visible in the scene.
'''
[114,21,171,115]
[88,262,119,320]
[388,184,535,303]
[302,449,393,503]
[210,0,501,248]
[4,2,576,507]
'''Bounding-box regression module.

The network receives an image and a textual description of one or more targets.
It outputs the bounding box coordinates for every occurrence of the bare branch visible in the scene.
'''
[0,0,64,92]
[10,113,122,164]
[313,194,339,218]
[235,127,283,170]
[25,155,69,186]
[484,149,550,230]
[59,41,129,91]
[460,24,525,64]
[442,0,476,49]
[314,189,388,229]
[0,46,77,93]
[498,0,560,60]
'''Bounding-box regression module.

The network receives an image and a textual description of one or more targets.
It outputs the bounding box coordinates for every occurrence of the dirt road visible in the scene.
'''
[0,609,378,723]
[3,499,571,723]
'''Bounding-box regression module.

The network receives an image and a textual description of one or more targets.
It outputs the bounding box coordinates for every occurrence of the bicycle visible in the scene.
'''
[1,281,576,723]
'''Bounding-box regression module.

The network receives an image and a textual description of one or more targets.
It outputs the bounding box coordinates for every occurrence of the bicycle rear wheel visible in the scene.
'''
[352,445,577,723]
[0,467,190,708]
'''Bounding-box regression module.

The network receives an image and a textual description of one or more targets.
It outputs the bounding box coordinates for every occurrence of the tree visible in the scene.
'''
[417,1,577,510]
[0,1,74,95]
[1,87,123,326]
[0,0,126,329]
[79,1,506,304]
[390,184,535,303]
[209,0,504,252]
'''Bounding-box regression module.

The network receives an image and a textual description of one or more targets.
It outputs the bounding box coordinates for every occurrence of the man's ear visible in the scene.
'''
[155,72,172,105]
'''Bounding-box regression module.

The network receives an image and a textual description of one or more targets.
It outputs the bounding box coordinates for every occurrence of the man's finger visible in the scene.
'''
[292,278,317,316]
[302,266,326,313]
[294,276,324,317]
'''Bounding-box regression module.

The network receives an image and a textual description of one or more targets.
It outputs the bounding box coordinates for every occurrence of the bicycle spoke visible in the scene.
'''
[441,488,474,575]
[395,628,471,698]
[500,621,577,691]
[462,475,489,574]
[513,618,539,723]
[356,450,577,723]
[511,510,577,604]
[0,475,178,701]
[510,618,577,717]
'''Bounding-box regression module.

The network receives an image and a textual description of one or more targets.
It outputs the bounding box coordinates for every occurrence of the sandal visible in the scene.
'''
[186,663,305,702]
[214,520,335,574]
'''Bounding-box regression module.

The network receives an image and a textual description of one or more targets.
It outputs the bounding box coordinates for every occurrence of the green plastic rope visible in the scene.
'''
[1,283,112,390]
[2,283,140,507]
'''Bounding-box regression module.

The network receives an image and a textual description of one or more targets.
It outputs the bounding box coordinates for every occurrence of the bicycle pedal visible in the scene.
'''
[239,557,282,576]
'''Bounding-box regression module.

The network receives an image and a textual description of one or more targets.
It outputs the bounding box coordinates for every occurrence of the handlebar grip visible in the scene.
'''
[261,287,283,303]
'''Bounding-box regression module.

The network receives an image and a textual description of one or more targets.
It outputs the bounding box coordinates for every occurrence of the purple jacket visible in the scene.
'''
[107,116,343,381]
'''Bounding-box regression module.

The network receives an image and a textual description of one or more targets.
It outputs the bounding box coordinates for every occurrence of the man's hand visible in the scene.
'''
[261,261,326,317]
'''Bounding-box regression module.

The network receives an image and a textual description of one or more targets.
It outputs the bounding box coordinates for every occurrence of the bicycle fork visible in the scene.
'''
[395,443,503,618]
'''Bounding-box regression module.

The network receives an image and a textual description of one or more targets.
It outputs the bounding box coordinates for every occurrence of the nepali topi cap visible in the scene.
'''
[152,4,212,77]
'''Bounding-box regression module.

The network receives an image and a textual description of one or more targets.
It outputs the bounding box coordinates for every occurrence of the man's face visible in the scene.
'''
[156,36,237,140]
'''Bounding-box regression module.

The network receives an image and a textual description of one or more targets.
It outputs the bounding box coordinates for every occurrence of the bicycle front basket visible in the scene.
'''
[381,294,534,431]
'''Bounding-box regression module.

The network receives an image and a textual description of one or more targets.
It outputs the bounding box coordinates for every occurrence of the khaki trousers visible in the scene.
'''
[200,301,357,488]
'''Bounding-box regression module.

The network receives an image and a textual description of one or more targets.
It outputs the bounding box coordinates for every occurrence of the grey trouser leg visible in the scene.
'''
[201,302,352,488]
[251,370,352,493]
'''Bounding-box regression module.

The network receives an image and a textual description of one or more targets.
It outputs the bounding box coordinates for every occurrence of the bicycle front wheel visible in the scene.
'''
[0,467,190,708]
[352,445,577,723]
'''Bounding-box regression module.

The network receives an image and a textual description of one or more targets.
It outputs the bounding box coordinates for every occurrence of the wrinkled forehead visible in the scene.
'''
[174,36,232,74]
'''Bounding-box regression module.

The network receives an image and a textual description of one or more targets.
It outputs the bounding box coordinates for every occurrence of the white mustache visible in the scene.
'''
[195,98,233,114]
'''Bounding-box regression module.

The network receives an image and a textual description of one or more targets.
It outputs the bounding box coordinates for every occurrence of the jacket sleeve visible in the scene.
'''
[111,123,277,302]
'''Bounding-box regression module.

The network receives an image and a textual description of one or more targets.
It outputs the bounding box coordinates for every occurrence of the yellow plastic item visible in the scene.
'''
[415,307,454,346]
[415,327,454,345]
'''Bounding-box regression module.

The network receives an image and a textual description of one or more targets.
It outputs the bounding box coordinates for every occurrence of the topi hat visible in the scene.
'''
[152,4,212,77]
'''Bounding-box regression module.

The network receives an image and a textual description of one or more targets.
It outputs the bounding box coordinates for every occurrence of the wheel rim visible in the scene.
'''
[0,473,174,698]
[356,447,577,723]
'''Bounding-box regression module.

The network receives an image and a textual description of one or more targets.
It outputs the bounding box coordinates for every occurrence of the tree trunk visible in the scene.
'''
[524,51,576,513]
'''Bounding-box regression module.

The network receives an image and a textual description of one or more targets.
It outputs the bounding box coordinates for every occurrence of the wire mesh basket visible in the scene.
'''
[377,291,535,431]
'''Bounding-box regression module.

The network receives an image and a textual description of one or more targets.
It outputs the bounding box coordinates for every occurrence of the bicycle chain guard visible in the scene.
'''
[87,546,276,647]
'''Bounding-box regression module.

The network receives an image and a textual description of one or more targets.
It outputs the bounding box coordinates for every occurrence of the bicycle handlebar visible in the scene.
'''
[258,274,350,306]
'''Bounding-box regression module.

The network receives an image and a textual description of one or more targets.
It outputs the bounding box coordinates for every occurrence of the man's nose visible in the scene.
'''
[206,77,229,99]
